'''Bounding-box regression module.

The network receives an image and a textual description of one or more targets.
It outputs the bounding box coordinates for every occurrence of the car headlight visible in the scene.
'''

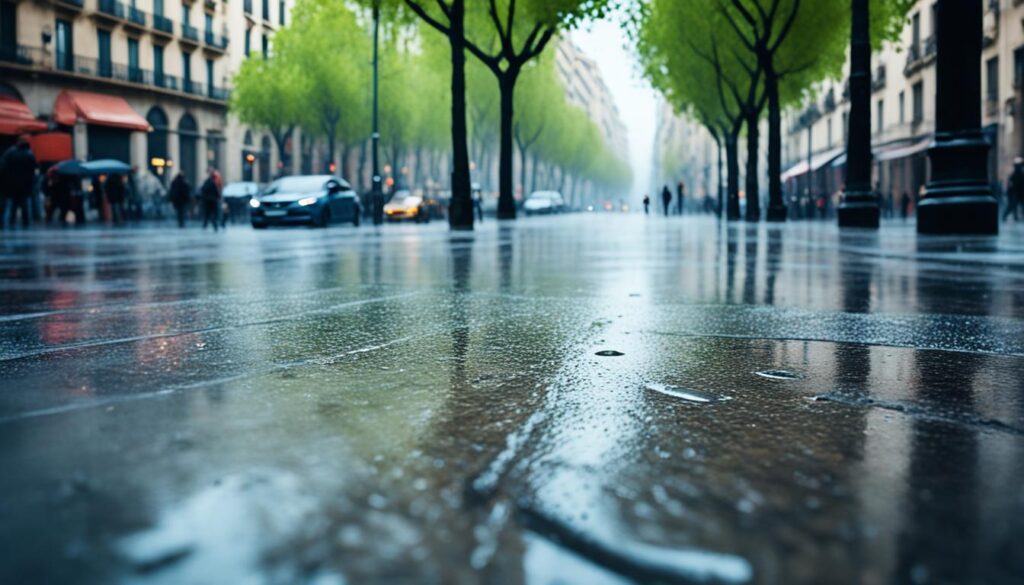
[298,197,318,207]
[249,198,261,208]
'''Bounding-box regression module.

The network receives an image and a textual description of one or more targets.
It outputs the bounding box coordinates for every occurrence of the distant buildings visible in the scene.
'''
[555,39,629,166]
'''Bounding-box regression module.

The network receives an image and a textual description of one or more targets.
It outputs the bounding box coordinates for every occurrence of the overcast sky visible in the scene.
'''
[571,17,659,200]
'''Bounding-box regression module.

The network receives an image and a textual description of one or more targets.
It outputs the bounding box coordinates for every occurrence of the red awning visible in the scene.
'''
[30,132,74,163]
[0,95,49,135]
[53,90,150,132]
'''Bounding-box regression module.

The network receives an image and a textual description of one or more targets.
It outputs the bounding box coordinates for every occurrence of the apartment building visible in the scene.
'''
[555,40,630,166]
[0,0,291,186]
[783,0,1024,206]
[650,98,720,204]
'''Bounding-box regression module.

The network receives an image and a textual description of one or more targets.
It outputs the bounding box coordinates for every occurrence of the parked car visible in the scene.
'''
[523,191,566,216]
[250,175,361,228]
[384,192,425,222]
[223,181,259,224]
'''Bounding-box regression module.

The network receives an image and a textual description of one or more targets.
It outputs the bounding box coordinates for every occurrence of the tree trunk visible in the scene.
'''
[531,153,539,194]
[448,0,474,230]
[765,71,786,221]
[744,113,761,221]
[497,71,519,219]
[717,138,724,217]
[517,138,529,199]
[726,133,740,220]
[357,142,368,192]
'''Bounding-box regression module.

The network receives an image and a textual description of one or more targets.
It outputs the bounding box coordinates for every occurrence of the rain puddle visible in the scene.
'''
[754,369,803,380]
[595,350,625,357]
[644,383,720,404]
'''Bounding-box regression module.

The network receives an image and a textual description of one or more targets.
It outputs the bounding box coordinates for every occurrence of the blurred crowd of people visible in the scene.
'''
[0,136,235,230]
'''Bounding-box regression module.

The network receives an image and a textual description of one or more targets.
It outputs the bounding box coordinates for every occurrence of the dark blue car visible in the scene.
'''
[250,175,361,229]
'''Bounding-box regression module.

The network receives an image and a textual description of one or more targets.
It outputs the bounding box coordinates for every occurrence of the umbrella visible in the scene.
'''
[52,159,87,176]
[81,159,132,175]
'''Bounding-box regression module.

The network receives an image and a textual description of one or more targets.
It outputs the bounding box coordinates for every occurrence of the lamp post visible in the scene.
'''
[370,2,384,226]
[838,0,881,228]
[918,0,997,234]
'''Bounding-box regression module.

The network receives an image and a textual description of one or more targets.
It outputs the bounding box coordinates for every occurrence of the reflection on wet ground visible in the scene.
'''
[0,216,1022,584]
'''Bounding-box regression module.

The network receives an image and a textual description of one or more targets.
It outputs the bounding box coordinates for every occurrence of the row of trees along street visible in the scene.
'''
[230,0,631,230]
[633,0,914,222]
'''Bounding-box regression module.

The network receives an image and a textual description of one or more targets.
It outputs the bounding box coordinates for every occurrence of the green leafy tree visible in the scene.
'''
[230,55,304,173]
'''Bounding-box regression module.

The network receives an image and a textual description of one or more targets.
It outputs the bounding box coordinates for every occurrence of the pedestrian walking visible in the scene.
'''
[900,191,911,220]
[1003,158,1023,223]
[135,167,166,220]
[0,137,38,228]
[169,172,192,228]
[106,174,127,225]
[200,169,222,231]
[661,185,672,216]
[474,192,484,223]
[676,181,686,216]
[643,194,650,215]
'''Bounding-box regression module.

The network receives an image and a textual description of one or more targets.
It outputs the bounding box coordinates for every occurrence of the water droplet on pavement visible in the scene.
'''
[644,383,717,403]
[595,350,624,357]
[755,369,803,380]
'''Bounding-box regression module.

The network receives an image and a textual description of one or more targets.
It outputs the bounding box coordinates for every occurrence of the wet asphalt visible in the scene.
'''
[0,215,1023,584]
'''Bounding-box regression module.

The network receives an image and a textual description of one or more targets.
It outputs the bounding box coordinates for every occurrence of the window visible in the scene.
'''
[261,34,268,58]
[1,2,17,58]
[204,13,212,35]
[206,58,214,95]
[154,0,163,16]
[827,118,832,146]
[55,19,73,72]
[986,56,999,104]
[912,81,924,123]
[244,27,251,55]
[181,3,190,26]
[279,0,285,25]
[128,38,140,82]
[154,44,164,86]
[876,99,884,133]
[1015,46,1024,89]
[263,0,269,20]
[899,91,905,124]
[913,12,921,56]
[97,29,111,77]
[182,51,192,92]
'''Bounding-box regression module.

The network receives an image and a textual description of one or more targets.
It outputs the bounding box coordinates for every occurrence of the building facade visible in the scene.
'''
[783,0,1024,212]
[555,39,629,165]
[0,0,291,187]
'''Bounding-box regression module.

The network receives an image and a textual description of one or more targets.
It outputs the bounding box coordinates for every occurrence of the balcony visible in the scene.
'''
[203,30,229,53]
[152,15,174,37]
[96,0,125,21]
[126,7,147,29]
[181,24,200,47]
[1,45,229,103]
[53,0,84,11]
[0,45,34,66]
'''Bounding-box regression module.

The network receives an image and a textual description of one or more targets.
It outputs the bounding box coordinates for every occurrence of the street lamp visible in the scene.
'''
[370,1,384,226]
[838,0,881,228]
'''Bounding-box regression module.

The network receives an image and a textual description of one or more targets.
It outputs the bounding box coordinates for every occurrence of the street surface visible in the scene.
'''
[1,216,1023,584]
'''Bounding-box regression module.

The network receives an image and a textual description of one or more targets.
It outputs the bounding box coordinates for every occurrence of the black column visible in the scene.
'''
[918,0,998,234]
[838,0,880,228]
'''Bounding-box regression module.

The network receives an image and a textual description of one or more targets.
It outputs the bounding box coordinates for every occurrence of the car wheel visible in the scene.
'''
[252,222,267,230]
[352,209,360,227]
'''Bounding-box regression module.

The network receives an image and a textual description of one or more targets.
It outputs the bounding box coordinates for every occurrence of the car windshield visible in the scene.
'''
[529,193,555,201]
[264,177,327,195]
[402,196,422,207]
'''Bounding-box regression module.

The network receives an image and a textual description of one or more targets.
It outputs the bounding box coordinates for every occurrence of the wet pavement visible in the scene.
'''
[1,216,1023,584]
